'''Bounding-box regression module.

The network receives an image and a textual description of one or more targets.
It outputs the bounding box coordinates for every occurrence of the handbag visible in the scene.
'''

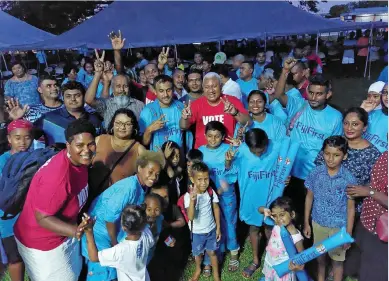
[376,212,388,242]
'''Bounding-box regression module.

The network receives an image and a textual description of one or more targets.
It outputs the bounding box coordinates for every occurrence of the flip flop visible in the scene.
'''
[228,258,240,272]
[203,267,212,278]
[242,262,260,278]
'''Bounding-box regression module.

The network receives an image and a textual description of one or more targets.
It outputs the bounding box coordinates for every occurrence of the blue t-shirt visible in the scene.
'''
[199,144,236,198]
[234,113,286,141]
[36,51,47,64]
[267,88,302,124]
[139,100,193,151]
[83,175,147,255]
[286,96,343,180]
[164,65,173,77]
[305,165,357,228]
[377,66,388,84]
[0,151,19,238]
[77,68,86,82]
[4,75,40,106]
[364,109,388,153]
[147,215,164,264]
[236,78,258,108]
[254,63,267,79]
[229,140,284,226]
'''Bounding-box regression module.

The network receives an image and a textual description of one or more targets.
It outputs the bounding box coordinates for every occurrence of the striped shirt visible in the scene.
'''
[24,103,64,123]
[95,96,145,129]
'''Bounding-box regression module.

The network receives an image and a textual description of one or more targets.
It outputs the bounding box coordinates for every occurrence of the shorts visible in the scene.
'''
[342,57,355,64]
[312,221,346,262]
[192,228,219,257]
[1,236,22,264]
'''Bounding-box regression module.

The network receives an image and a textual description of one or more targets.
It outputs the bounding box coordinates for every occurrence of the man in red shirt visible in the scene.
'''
[144,63,159,104]
[179,72,250,148]
[14,119,96,281]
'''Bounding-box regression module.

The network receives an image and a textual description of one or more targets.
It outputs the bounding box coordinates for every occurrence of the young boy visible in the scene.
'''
[304,136,356,281]
[199,121,240,272]
[184,162,222,281]
[185,148,204,190]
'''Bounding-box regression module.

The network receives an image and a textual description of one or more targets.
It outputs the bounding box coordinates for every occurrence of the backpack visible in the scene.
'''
[0,147,60,220]
[177,186,214,223]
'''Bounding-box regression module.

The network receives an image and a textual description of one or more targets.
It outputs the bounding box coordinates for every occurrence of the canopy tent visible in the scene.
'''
[0,10,54,48]
[5,1,388,50]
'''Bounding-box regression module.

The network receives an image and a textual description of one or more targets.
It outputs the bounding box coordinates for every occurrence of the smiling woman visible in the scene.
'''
[12,119,96,281]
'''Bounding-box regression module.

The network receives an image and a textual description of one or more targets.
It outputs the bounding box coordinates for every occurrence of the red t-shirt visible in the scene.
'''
[14,150,89,250]
[189,94,247,148]
[145,90,157,104]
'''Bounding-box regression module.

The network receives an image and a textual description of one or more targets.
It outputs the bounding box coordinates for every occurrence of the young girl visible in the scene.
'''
[83,205,154,281]
[144,193,164,264]
[259,197,304,281]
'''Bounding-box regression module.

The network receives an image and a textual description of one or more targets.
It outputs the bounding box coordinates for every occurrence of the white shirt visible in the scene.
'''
[222,78,242,100]
[98,228,154,281]
[184,190,219,234]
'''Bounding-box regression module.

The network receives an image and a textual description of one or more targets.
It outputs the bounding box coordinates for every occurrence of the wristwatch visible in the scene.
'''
[369,189,375,197]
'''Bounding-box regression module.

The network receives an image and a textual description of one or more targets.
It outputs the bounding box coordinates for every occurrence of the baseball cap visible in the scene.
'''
[214,52,227,65]
[368,81,386,94]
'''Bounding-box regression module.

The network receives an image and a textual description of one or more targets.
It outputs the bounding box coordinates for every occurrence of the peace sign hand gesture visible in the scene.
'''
[225,136,242,147]
[148,115,167,133]
[95,49,105,63]
[181,101,192,120]
[164,141,174,159]
[237,121,249,140]
[94,59,104,74]
[108,30,126,50]
[222,96,238,116]
[225,144,238,162]
[158,47,170,66]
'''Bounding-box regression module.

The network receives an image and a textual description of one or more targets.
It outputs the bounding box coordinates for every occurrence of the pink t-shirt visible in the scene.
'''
[14,150,89,251]
[189,94,247,148]
[357,37,369,57]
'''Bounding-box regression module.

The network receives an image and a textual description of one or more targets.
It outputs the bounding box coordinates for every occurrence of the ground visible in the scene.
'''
[0,64,384,281]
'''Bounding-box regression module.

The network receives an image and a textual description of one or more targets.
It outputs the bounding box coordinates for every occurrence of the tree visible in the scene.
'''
[0,1,112,35]
[329,4,350,18]
[350,1,388,9]
[288,1,321,13]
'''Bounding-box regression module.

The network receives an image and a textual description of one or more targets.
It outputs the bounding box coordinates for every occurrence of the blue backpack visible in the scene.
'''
[0,147,60,220]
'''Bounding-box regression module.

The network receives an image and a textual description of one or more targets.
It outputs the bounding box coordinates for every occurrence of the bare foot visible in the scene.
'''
[189,267,201,281]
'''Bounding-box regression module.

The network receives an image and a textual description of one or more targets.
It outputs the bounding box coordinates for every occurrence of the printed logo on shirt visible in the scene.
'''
[295,122,325,140]
[77,185,89,210]
[210,168,224,176]
[202,115,224,125]
[364,132,388,150]
[136,240,143,259]
[248,170,276,181]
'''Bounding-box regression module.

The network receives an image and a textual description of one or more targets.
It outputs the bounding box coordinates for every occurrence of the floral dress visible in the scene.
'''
[262,225,303,281]
[4,75,40,106]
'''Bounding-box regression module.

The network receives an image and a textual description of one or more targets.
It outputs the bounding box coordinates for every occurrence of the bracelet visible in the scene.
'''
[231,109,239,117]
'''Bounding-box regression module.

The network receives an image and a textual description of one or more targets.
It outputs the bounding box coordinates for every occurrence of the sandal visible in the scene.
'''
[203,266,212,278]
[242,262,260,278]
[228,257,240,272]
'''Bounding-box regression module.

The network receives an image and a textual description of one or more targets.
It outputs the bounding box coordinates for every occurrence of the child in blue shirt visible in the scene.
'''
[199,121,240,273]
[304,136,356,281]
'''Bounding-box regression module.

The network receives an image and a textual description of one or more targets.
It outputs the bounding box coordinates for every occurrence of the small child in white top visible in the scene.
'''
[259,197,305,281]
[82,205,154,281]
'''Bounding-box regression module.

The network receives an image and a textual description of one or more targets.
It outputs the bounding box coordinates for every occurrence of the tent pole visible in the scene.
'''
[174,45,178,62]
[364,23,374,78]
[218,41,221,52]
[264,33,267,51]
[1,53,8,71]
[127,48,130,57]
[130,48,133,56]
[316,32,319,54]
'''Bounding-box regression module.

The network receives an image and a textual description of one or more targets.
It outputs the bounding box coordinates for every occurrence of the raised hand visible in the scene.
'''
[158,47,170,66]
[226,136,242,147]
[225,144,238,162]
[109,30,126,50]
[181,101,192,120]
[283,57,297,71]
[95,49,106,63]
[222,96,238,116]
[75,213,95,240]
[189,185,198,201]
[102,70,114,84]
[360,100,376,113]
[164,141,174,159]
[237,121,249,140]
[5,98,29,120]
[94,59,104,74]
[149,115,167,133]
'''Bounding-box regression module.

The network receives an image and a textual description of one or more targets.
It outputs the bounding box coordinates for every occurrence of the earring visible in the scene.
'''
[134,129,138,135]
[67,151,71,159]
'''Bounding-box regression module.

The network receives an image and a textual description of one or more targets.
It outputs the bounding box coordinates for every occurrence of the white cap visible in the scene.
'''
[368,81,385,94]
[214,52,227,65]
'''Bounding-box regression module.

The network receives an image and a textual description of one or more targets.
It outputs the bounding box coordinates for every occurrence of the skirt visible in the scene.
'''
[15,237,82,281]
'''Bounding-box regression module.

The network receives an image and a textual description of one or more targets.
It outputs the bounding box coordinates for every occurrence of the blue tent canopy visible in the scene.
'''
[6,1,388,50]
[0,10,54,48]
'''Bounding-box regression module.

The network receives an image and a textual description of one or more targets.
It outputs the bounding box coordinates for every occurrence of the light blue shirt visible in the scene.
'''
[234,113,286,141]
[254,63,267,79]
[0,151,19,238]
[199,144,236,198]
[86,175,146,250]
[267,88,303,124]
[139,100,193,151]
[236,78,258,108]
[164,65,173,77]
[286,96,343,180]
[229,140,284,226]
[35,51,46,64]
[364,110,388,153]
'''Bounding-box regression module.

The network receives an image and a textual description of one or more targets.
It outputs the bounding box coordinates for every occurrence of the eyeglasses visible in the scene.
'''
[382,90,388,95]
[114,121,134,128]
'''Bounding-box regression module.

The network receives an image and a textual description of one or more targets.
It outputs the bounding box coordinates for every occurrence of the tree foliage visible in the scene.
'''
[329,4,350,18]
[288,1,321,13]
[0,1,112,35]
[350,1,388,9]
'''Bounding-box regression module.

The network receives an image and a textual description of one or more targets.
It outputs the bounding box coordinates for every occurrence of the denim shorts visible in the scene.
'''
[192,228,219,256]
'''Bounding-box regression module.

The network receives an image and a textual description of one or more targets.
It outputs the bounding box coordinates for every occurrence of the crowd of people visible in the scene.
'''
[0,29,387,281]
